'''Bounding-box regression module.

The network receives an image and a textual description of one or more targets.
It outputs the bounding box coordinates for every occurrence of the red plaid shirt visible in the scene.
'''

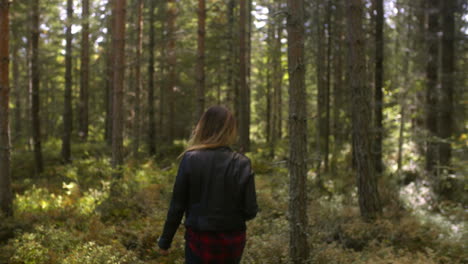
[185,227,246,264]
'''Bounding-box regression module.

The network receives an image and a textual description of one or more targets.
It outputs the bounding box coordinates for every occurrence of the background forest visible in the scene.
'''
[0,0,467,263]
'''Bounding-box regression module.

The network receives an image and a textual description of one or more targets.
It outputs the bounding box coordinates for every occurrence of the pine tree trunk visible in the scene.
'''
[105,1,114,146]
[31,0,43,174]
[0,0,13,217]
[316,0,327,176]
[62,0,73,163]
[425,0,439,174]
[148,0,156,155]
[167,0,176,143]
[196,0,206,120]
[439,0,454,173]
[346,0,382,221]
[239,0,250,152]
[12,43,21,142]
[286,0,309,262]
[226,0,235,111]
[111,0,126,181]
[158,0,166,142]
[324,0,332,172]
[79,0,89,141]
[331,0,344,175]
[133,0,143,156]
[374,0,384,174]
[271,6,282,155]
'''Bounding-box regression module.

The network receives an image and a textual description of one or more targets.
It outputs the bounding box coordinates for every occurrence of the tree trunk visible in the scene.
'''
[148,0,156,155]
[79,0,89,141]
[286,0,309,262]
[105,0,114,146]
[266,16,273,144]
[167,0,176,143]
[425,0,439,174]
[373,0,384,174]
[331,0,344,175]
[31,0,43,174]
[239,0,250,152]
[133,0,143,156]
[12,43,21,142]
[226,0,235,111]
[439,0,454,173]
[111,0,126,181]
[196,0,206,120]
[271,5,283,155]
[0,0,13,217]
[346,0,382,221]
[316,0,328,175]
[158,0,166,142]
[62,0,73,163]
[324,0,332,172]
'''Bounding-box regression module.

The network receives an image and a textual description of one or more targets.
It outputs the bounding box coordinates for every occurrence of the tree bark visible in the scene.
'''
[425,0,439,174]
[12,43,21,142]
[196,0,206,120]
[105,0,114,146]
[0,0,13,217]
[158,0,166,142]
[62,0,73,163]
[346,0,382,221]
[316,0,329,175]
[31,0,43,174]
[148,0,156,155]
[111,0,126,181]
[79,0,90,140]
[331,0,344,175]
[167,0,176,143]
[148,1,156,156]
[373,0,384,174]
[286,0,309,262]
[133,0,143,156]
[439,0,454,173]
[226,0,235,111]
[239,0,250,152]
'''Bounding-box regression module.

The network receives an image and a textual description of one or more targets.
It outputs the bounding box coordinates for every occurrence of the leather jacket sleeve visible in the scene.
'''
[243,171,258,221]
[158,154,190,250]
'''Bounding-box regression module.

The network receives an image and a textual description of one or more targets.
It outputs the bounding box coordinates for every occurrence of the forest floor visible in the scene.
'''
[0,140,466,264]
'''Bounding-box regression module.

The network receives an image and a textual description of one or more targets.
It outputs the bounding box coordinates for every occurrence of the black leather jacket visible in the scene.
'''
[158,146,258,250]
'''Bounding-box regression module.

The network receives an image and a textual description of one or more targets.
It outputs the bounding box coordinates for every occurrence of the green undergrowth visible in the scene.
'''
[0,142,466,264]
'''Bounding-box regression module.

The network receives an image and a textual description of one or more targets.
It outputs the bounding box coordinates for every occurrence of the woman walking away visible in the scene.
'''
[158,106,258,264]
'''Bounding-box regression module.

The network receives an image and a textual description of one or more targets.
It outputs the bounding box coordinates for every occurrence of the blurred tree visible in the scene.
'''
[373,0,384,174]
[30,0,44,174]
[196,0,206,120]
[111,0,126,182]
[148,0,156,155]
[438,0,455,174]
[167,0,177,143]
[132,0,143,156]
[0,0,13,217]
[79,0,90,141]
[61,0,73,163]
[239,0,250,152]
[425,0,439,175]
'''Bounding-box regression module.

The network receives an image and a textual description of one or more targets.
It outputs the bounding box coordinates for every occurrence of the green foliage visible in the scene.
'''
[9,225,80,264]
[63,242,143,264]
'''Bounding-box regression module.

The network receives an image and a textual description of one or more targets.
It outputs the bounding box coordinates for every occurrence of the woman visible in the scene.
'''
[158,106,258,264]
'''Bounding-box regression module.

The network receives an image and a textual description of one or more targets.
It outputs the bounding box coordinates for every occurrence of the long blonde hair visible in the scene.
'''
[182,106,237,155]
